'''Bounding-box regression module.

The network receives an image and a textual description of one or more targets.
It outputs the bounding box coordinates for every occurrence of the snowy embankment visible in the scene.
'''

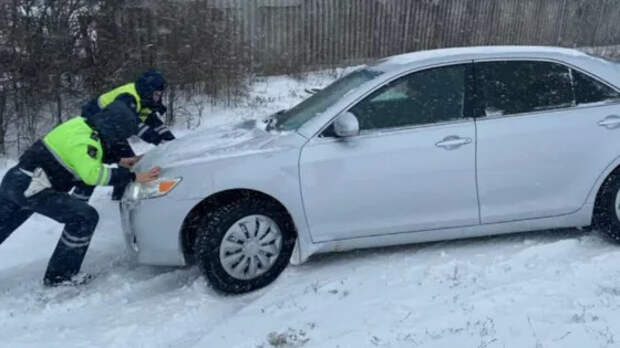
[2,70,620,348]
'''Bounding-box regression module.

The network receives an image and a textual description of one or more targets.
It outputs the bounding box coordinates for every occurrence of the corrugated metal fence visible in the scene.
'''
[152,0,620,74]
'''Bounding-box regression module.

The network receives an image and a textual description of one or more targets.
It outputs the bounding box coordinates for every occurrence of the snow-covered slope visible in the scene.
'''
[2,71,620,348]
[3,193,619,348]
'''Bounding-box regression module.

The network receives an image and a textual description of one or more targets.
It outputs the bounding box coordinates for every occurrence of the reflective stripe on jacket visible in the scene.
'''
[97,83,152,122]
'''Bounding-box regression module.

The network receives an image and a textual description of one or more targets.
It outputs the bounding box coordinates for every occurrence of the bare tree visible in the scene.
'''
[1,0,619,157]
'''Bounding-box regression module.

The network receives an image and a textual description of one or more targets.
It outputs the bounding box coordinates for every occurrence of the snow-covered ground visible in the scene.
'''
[2,70,620,348]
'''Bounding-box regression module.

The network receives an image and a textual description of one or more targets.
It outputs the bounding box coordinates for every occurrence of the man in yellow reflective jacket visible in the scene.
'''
[82,69,174,148]
[75,69,174,202]
[0,99,161,286]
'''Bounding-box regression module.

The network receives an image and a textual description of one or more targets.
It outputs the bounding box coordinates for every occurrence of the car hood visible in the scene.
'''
[135,120,283,170]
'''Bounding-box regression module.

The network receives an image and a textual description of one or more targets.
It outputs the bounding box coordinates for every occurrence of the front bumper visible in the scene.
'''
[120,193,197,266]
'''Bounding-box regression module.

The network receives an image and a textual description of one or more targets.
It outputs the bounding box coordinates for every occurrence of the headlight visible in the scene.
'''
[131,177,182,200]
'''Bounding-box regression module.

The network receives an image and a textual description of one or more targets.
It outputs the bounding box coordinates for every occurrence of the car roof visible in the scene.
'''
[370,45,592,73]
[364,45,620,100]
[297,45,620,138]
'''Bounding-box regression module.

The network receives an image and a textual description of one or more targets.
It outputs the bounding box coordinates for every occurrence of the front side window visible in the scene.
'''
[476,61,573,116]
[572,69,620,105]
[349,64,467,131]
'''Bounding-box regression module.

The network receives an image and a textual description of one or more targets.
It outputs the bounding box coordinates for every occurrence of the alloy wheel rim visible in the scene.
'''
[219,215,283,280]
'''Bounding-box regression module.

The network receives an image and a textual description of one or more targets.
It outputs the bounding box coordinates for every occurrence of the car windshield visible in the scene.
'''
[275,68,384,131]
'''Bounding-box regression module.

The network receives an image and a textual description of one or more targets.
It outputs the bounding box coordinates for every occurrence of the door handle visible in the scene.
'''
[598,115,620,129]
[435,136,472,150]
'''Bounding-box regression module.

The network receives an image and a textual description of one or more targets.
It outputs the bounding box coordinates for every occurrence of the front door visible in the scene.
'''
[299,63,480,242]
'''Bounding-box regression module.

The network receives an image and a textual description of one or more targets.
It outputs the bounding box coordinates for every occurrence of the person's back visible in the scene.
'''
[82,69,171,139]
[0,98,160,286]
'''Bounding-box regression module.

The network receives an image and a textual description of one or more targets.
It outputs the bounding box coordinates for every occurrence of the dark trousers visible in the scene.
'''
[0,167,99,283]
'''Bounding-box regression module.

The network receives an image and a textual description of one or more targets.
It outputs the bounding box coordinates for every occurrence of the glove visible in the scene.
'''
[152,102,167,115]
[161,131,175,141]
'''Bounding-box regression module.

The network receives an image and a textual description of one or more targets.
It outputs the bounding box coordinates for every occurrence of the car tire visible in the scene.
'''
[593,171,620,242]
[194,196,296,294]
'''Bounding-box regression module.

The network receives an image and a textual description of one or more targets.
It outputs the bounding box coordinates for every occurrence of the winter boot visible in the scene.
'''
[43,273,94,287]
[43,229,92,286]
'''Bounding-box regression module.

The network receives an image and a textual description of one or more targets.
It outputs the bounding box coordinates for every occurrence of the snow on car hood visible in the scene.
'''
[136,120,280,170]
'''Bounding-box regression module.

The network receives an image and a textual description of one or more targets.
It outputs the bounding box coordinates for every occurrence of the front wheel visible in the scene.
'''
[593,172,620,242]
[194,197,296,294]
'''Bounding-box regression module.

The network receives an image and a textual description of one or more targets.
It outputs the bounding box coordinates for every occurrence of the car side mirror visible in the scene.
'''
[333,112,360,137]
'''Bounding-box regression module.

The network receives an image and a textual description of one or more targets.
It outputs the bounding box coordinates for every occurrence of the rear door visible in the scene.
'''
[474,59,620,224]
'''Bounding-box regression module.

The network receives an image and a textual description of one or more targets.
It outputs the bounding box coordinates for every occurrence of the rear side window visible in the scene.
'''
[572,69,620,105]
[476,61,573,116]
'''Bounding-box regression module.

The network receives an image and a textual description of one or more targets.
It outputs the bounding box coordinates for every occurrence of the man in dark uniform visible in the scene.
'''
[0,98,161,286]
[72,69,175,202]
[82,68,175,147]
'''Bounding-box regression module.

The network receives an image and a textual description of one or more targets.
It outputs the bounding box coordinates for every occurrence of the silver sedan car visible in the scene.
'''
[121,46,620,293]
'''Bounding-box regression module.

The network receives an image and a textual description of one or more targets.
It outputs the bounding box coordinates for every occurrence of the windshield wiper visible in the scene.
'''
[264,116,277,131]
[264,109,287,131]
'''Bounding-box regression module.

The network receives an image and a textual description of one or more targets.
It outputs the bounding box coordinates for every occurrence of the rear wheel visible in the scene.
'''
[194,197,296,294]
[593,171,620,242]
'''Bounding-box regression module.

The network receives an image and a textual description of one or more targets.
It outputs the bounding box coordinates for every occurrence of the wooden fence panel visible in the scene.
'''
[184,0,620,74]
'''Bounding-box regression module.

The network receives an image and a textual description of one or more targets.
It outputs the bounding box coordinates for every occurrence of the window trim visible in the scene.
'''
[472,57,620,120]
[571,66,620,106]
[315,117,476,144]
[312,60,475,140]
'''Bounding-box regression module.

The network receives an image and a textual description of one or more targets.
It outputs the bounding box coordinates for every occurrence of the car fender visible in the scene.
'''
[586,154,620,208]
[174,144,318,265]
